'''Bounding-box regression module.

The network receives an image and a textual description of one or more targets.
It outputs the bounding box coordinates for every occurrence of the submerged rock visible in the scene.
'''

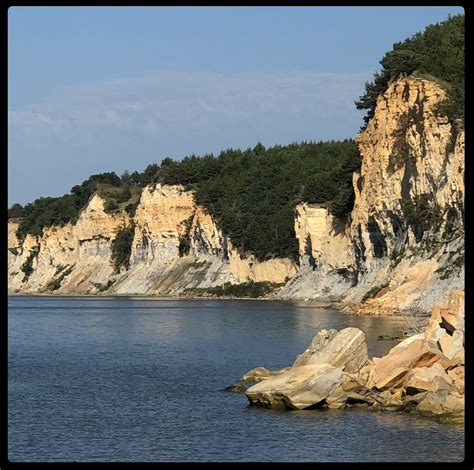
[224,383,247,393]
[242,366,290,384]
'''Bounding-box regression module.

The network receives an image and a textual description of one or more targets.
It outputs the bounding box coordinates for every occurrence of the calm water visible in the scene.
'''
[8,296,464,462]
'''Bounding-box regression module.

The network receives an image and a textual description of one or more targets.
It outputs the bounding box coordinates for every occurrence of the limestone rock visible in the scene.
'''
[416,390,464,417]
[404,363,454,394]
[293,327,368,374]
[432,291,465,334]
[224,383,247,393]
[245,364,343,410]
[292,329,338,366]
[438,330,464,360]
[371,338,445,390]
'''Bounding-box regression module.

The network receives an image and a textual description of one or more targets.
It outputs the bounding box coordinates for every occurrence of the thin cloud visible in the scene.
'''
[9,71,368,140]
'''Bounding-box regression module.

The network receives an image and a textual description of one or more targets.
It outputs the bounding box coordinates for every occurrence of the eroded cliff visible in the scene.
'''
[8,185,296,295]
[8,77,464,311]
[279,77,464,314]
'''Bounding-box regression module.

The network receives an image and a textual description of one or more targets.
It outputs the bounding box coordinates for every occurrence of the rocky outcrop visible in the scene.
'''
[244,291,464,421]
[8,185,297,295]
[279,77,464,315]
[279,205,356,301]
[7,78,464,308]
[8,194,129,294]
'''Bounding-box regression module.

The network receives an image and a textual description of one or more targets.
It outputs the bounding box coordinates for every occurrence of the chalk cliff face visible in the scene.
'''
[280,77,464,314]
[7,77,464,312]
[8,195,129,294]
[8,185,296,295]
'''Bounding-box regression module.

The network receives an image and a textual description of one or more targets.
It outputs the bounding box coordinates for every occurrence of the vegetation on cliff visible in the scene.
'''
[10,173,126,240]
[145,140,360,261]
[9,140,360,262]
[8,14,463,266]
[356,14,464,126]
[20,247,39,282]
[110,225,135,273]
[185,281,283,298]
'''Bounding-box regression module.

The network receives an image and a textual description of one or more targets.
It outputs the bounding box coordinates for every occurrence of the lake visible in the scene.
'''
[8,296,464,462]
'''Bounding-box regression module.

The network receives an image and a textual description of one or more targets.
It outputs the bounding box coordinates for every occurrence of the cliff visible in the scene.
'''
[8,185,296,295]
[279,77,464,314]
[8,77,464,312]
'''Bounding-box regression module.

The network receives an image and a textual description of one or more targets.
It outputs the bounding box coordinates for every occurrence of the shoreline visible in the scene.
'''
[7,291,334,307]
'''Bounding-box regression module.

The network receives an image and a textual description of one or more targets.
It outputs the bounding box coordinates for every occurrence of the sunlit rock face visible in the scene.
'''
[8,78,463,310]
[279,77,464,315]
[8,185,296,295]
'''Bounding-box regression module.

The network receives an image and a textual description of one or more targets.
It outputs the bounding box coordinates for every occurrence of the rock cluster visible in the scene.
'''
[243,291,464,421]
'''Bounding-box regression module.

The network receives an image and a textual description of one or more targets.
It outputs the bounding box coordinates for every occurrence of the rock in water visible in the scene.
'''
[224,383,247,393]
[371,338,445,390]
[245,364,344,410]
[293,327,368,374]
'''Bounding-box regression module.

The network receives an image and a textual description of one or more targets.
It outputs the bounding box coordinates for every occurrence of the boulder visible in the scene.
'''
[293,327,368,374]
[438,330,464,360]
[292,329,338,366]
[398,391,429,412]
[425,325,450,345]
[416,390,464,416]
[371,338,446,390]
[404,363,454,394]
[245,364,343,410]
[380,389,404,410]
[325,387,349,409]
[431,291,464,334]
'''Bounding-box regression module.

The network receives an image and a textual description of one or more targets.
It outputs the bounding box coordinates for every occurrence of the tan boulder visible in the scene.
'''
[372,338,445,390]
[404,363,454,394]
[245,364,343,410]
[416,390,464,416]
[438,330,464,360]
[293,327,368,374]
[325,387,349,409]
[292,329,338,366]
[425,325,450,345]
[432,291,464,334]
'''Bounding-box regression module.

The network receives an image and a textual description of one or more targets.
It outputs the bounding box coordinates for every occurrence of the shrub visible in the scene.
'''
[46,265,74,291]
[111,225,135,273]
[185,281,283,298]
[20,247,39,282]
[362,282,389,302]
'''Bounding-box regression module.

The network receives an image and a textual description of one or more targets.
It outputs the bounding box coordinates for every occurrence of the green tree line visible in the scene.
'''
[8,140,360,261]
[356,14,464,126]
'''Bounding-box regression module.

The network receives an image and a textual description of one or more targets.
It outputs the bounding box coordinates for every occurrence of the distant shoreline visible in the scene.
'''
[7,291,335,307]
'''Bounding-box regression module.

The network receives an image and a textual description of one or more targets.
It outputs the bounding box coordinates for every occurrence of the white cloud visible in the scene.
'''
[8,70,369,140]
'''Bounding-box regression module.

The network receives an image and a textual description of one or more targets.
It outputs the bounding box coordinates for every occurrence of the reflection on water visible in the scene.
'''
[8,296,463,462]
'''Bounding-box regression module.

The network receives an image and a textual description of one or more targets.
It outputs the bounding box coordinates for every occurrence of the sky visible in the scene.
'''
[8,6,464,205]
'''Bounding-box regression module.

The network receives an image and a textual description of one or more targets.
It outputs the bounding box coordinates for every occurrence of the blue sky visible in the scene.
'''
[8,6,463,205]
